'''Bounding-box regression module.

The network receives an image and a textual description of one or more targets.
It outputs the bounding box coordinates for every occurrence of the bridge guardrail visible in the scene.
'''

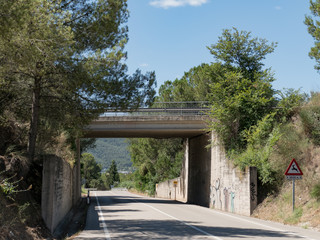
[100,101,210,117]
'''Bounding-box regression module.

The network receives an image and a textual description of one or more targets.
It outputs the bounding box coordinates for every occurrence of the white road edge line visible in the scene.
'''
[94,192,111,240]
[212,210,317,240]
[111,191,223,240]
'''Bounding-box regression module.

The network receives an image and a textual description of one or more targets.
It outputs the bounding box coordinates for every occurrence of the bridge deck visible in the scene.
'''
[84,115,209,138]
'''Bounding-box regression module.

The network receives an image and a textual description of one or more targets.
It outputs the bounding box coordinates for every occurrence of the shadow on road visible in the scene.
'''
[80,194,303,239]
[94,219,303,239]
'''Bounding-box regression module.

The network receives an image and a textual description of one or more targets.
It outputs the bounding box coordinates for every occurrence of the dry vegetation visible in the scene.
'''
[253,97,320,231]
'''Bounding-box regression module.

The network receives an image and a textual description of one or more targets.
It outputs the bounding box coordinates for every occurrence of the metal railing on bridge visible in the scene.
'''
[100,101,210,117]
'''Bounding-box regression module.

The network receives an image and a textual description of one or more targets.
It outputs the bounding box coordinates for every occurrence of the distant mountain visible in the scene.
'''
[84,138,133,172]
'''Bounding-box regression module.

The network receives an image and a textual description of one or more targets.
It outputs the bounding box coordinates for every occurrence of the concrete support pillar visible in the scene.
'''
[72,139,81,205]
[180,139,189,201]
[188,134,211,207]
[250,167,258,214]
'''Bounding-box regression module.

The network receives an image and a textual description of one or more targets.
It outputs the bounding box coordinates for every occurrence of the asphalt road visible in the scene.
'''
[74,190,319,240]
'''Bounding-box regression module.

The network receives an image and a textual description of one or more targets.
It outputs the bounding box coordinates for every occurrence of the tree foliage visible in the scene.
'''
[207,69,276,151]
[207,28,277,151]
[0,0,156,162]
[305,0,320,71]
[157,63,224,102]
[105,160,120,188]
[81,153,102,188]
[129,138,184,195]
[207,28,277,78]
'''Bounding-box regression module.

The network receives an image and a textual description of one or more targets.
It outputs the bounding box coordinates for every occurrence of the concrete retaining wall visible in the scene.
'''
[156,132,257,216]
[156,177,187,202]
[41,155,75,232]
[209,132,257,216]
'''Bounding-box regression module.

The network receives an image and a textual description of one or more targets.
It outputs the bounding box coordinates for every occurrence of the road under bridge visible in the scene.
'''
[42,102,257,233]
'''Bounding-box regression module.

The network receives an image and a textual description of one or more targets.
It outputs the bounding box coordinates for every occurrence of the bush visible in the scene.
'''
[233,114,281,185]
[300,92,320,145]
[311,183,320,201]
[118,180,135,190]
[300,106,320,145]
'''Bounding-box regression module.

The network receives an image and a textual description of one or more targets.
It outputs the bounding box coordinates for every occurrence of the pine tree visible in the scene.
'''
[0,0,156,161]
[106,160,120,187]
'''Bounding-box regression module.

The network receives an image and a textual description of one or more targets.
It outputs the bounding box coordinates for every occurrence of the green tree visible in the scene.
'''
[0,0,156,162]
[305,0,320,71]
[105,160,120,187]
[128,138,183,195]
[157,63,225,102]
[81,153,102,188]
[207,28,277,79]
[207,29,277,151]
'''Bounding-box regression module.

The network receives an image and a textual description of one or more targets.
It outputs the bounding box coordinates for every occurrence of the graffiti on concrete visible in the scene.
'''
[211,178,236,213]
[210,178,222,209]
[250,182,256,202]
[230,191,235,213]
[223,187,235,213]
[223,188,229,211]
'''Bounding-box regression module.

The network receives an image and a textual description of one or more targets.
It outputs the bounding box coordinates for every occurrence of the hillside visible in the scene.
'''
[84,138,132,171]
[252,113,320,231]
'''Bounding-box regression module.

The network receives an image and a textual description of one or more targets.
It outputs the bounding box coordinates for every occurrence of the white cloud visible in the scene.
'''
[149,0,209,9]
[139,63,149,68]
[275,6,282,10]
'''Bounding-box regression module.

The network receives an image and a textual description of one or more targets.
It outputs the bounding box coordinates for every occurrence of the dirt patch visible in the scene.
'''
[253,177,320,232]
[0,190,52,240]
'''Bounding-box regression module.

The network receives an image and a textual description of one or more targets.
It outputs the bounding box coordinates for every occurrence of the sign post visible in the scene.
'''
[173,180,178,201]
[285,159,303,212]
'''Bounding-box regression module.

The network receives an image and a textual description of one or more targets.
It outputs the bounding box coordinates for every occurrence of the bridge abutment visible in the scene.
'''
[187,134,211,207]
[156,132,258,216]
[41,140,81,233]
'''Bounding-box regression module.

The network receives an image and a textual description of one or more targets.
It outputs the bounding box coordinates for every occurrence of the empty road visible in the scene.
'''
[74,190,319,240]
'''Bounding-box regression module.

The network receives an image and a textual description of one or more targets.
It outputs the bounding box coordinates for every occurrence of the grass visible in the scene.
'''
[81,185,88,196]
[284,207,303,225]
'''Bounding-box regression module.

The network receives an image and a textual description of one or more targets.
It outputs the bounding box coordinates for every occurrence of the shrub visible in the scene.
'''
[300,92,320,145]
[233,114,281,185]
[300,106,320,145]
[311,183,320,201]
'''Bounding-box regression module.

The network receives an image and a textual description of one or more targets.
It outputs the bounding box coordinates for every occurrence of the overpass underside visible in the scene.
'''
[42,111,257,233]
[84,115,214,208]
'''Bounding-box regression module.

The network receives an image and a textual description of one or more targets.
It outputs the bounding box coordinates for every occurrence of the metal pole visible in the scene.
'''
[175,185,177,201]
[292,179,295,212]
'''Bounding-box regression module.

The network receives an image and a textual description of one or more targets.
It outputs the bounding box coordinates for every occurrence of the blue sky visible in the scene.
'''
[125,0,320,95]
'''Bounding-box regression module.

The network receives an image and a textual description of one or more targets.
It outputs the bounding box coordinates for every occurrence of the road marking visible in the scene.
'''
[141,202,223,240]
[94,192,111,240]
[211,210,317,240]
[112,191,223,240]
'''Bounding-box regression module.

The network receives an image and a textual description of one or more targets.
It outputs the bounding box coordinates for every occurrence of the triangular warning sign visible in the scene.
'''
[285,159,303,176]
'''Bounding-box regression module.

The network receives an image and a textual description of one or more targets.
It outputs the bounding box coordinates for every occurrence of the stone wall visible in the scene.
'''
[41,155,75,232]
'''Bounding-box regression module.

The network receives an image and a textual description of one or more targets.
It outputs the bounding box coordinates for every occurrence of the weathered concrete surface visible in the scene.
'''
[84,115,208,138]
[209,132,257,216]
[42,155,75,232]
[156,132,257,216]
[72,139,81,205]
[155,177,187,202]
[188,134,211,207]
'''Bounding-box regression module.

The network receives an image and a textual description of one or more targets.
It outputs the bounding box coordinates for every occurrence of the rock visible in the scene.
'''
[0,156,6,172]
[9,156,21,175]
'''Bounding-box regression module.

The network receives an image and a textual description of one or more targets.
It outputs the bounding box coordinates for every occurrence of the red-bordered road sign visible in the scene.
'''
[285,159,303,176]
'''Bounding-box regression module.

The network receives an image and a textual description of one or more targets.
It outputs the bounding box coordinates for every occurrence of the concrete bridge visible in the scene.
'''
[42,102,257,233]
